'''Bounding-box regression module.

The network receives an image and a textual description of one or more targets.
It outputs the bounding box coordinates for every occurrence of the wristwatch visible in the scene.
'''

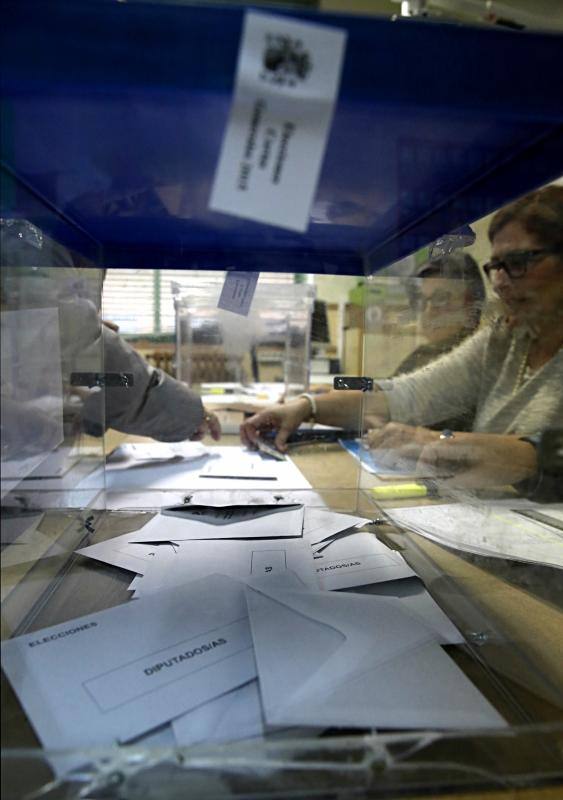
[439,429,455,440]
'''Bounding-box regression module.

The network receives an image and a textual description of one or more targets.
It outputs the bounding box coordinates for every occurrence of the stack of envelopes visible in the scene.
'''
[2,503,505,763]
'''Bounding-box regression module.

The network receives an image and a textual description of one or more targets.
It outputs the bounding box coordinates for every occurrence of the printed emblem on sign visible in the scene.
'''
[260,34,312,87]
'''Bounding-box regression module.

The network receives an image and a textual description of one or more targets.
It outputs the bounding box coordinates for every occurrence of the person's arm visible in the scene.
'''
[416,433,538,488]
[82,325,218,442]
[240,389,390,452]
[381,327,490,428]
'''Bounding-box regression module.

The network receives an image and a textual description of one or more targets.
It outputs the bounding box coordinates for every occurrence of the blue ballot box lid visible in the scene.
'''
[2,0,563,274]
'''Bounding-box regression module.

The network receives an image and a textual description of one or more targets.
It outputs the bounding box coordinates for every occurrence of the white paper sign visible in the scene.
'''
[209,11,347,232]
[218,272,260,316]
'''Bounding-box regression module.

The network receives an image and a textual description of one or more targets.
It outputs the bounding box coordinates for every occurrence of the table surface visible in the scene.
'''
[2,432,562,800]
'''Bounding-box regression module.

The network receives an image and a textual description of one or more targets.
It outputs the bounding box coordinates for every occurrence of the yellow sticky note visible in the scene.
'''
[371,483,428,500]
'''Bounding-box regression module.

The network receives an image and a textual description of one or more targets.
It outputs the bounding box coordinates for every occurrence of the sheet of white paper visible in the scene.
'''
[209,12,347,232]
[310,530,416,591]
[106,442,209,471]
[82,447,312,493]
[386,503,563,569]
[1,574,256,748]
[129,504,305,543]
[76,532,179,575]
[246,584,504,730]
[134,539,317,597]
[218,272,260,316]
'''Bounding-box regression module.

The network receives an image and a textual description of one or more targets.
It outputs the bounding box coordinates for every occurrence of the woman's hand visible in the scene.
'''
[190,409,222,442]
[240,398,312,452]
[416,433,538,488]
[364,422,440,471]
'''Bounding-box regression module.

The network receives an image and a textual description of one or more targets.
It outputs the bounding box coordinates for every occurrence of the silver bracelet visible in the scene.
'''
[298,392,318,422]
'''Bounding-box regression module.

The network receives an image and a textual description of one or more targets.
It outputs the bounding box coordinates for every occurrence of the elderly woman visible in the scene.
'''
[240,185,563,491]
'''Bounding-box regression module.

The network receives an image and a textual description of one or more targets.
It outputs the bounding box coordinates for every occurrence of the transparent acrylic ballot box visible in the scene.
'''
[2,230,563,800]
[175,280,315,397]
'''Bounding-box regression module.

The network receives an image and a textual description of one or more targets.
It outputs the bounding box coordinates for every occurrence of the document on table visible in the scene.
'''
[129,503,305,543]
[81,446,312,493]
[245,584,505,730]
[1,574,256,749]
[386,502,563,569]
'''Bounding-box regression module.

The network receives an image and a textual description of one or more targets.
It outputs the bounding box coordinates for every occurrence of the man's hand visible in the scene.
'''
[240,399,311,453]
[190,409,221,442]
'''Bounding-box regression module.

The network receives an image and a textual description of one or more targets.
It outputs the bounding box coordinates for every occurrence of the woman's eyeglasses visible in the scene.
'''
[410,288,458,312]
[483,248,558,280]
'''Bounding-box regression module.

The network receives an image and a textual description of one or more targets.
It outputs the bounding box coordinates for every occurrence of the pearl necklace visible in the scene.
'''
[514,334,533,391]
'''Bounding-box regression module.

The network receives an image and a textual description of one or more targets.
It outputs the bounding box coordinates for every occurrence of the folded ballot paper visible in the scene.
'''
[245,583,505,731]
[303,508,415,591]
[1,574,257,750]
[75,506,416,595]
[4,564,502,753]
[129,503,305,542]
[131,537,318,596]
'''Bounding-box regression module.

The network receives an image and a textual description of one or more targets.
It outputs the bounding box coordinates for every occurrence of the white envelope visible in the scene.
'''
[310,530,416,591]
[246,585,505,730]
[303,507,370,539]
[132,539,318,597]
[129,504,305,543]
[355,577,464,645]
[1,574,256,749]
[76,531,178,574]
[172,680,264,746]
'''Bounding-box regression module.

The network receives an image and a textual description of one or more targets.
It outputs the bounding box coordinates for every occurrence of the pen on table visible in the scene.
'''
[198,475,278,481]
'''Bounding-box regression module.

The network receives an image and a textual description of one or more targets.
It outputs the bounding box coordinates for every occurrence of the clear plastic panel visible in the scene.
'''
[175,279,315,398]
[354,214,563,749]
[1,219,107,641]
[2,209,563,800]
